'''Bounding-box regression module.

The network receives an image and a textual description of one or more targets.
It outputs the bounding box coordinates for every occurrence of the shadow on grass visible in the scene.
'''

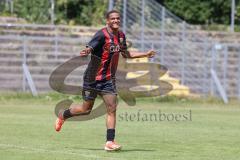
[79,148,156,152]
[117,149,156,152]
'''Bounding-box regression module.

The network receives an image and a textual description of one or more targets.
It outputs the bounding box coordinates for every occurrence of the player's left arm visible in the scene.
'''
[120,34,156,59]
[122,50,156,59]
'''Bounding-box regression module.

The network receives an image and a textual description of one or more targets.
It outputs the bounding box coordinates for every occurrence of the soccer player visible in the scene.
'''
[55,10,155,151]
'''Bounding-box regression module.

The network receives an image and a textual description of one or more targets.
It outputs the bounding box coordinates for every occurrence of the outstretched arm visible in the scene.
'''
[121,50,156,59]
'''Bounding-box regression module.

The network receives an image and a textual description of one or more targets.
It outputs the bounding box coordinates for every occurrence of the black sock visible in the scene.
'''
[106,129,115,141]
[63,109,73,119]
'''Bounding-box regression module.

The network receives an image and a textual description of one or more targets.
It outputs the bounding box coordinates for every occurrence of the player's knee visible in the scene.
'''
[74,107,92,115]
[84,109,92,115]
[107,104,117,113]
[82,103,93,112]
[82,106,92,113]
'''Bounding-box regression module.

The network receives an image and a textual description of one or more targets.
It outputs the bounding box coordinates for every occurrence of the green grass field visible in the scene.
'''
[0,94,240,160]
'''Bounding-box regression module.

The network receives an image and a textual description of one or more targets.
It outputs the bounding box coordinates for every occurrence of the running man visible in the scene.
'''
[55,10,155,151]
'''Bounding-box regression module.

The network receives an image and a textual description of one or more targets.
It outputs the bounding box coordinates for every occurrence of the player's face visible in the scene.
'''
[107,13,121,30]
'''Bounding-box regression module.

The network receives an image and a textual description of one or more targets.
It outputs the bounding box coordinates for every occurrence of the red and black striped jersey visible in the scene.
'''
[83,27,127,82]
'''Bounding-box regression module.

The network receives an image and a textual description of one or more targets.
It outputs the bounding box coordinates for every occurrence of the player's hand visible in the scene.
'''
[80,47,92,56]
[146,50,156,58]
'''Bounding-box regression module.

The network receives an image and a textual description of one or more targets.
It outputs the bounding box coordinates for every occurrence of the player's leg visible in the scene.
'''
[68,100,94,115]
[63,100,95,118]
[102,94,121,151]
[103,94,117,129]
[55,100,94,132]
[55,89,97,132]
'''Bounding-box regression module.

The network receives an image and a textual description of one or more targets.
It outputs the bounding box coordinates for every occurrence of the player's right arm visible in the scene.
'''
[80,47,92,56]
[80,30,104,57]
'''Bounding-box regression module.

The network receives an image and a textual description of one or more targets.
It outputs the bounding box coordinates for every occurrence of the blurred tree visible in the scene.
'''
[157,0,233,25]
[208,0,231,24]
[0,1,5,13]
[3,0,236,26]
[160,0,211,24]
[14,0,51,23]
[55,0,107,26]
[0,0,107,25]
[236,1,240,24]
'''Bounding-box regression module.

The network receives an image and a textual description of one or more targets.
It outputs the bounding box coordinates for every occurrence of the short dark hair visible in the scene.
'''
[105,10,120,19]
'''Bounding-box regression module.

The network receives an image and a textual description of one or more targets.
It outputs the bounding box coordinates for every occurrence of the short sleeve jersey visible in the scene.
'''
[83,27,127,83]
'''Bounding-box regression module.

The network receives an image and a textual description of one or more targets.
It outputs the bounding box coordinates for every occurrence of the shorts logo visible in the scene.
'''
[119,38,123,44]
[84,91,90,97]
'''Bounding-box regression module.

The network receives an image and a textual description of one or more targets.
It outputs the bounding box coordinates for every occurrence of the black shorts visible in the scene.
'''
[82,80,117,101]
